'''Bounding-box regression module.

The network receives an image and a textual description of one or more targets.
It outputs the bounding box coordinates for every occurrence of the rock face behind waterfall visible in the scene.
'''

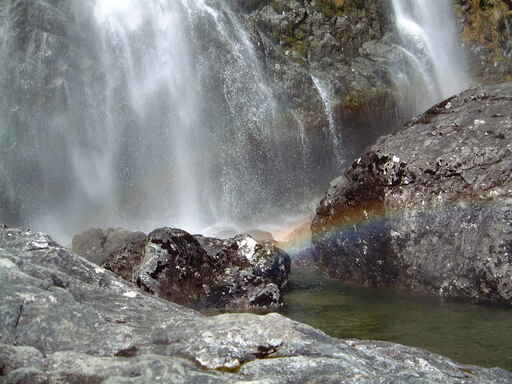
[312,82,512,306]
[2,228,512,383]
[241,0,512,164]
[72,227,291,310]
[246,0,401,161]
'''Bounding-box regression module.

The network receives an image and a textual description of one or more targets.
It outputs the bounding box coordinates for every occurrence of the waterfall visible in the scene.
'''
[0,0,302,241]
[0,0,472,241]
[391,0,470,112]
[311,76,344,168]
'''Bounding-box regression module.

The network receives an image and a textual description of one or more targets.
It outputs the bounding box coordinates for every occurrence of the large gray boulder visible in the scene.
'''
[312,82,512,305]
[1,227,511,383]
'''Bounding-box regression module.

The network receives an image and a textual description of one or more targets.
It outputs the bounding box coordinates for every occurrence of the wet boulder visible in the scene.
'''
[72,227,291,310]
[195,234,290,309]
[135,228,215,306]
[312,82,512,305]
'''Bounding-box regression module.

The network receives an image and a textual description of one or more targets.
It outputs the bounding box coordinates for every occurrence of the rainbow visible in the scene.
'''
[277,194,509,256]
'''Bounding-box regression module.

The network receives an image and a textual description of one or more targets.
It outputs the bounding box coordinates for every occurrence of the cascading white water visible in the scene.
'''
[311,76,344,168]
[0,0,301,241]
[0,0,472,241]
[93,0,207,231]
[392,0,470,112]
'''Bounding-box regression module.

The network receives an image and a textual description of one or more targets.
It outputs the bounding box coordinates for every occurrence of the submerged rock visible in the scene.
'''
[312,82,512,306]
[72,227,290,310]
[2,227,511,383]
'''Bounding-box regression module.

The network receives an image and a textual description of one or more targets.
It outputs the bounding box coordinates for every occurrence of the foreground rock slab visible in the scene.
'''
[312,82,512,305]
[1,228,511,383]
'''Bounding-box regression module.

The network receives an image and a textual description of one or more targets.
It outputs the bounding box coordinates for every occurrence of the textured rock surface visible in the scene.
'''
[245,0,402,162]
[238,0,512,168]
[72,227,291,310]
[72,228,146,279]
[195,234,290,309]
[312,82,512,305]
[2,227,512,383]
[456,0,512,83]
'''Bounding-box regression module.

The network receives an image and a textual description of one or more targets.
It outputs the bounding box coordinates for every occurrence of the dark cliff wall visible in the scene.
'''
[243,0,400,166]
[240,0,512,168]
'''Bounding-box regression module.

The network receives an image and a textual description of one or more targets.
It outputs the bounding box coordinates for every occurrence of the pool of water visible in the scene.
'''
[280,268,512,371]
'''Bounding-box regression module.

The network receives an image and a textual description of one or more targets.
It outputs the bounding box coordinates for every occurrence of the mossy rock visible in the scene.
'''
[342,92,363,111]
[458,0,511,59]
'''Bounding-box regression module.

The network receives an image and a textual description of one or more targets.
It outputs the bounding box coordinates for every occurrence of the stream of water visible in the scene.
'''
[0,0,310,241]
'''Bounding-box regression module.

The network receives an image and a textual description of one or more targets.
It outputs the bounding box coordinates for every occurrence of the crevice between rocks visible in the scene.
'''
[14,303,24,329]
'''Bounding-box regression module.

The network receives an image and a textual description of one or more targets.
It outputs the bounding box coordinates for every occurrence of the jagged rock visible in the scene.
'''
[72,227,291,310]
[1,227,511,382]
[312,82,512,305]
[242,0,421,172]
[135,228,215,306]
[195,234,290,309]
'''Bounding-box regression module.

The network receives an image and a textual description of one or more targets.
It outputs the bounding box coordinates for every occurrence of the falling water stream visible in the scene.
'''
[392,0,470,112]
[311,75,344,168]
[0,0,309,241]
[0,0,471,242]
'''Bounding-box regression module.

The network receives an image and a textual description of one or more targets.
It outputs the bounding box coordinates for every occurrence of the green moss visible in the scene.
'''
[458,0,511,60]
[342,93,363,111]
[312,0,366,17]
[271,0,288,13]
[314,0,345,17]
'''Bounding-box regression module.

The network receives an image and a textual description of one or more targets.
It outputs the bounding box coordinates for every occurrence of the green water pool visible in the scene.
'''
[280,269,512,371]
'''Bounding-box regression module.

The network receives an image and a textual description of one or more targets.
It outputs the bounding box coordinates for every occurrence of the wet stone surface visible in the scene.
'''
[1,227,512,383]
[73,227,291,311]
[312,82,512,306]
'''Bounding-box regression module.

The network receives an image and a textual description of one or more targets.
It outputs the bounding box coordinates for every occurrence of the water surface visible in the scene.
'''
[281,269,512,371]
